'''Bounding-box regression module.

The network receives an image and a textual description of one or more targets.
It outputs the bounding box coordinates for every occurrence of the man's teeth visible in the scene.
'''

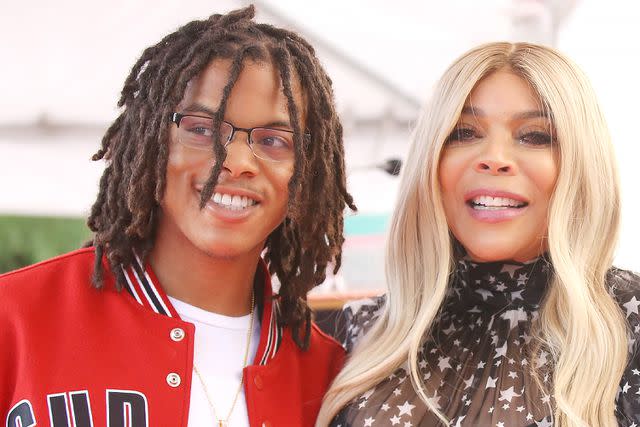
[471,195,525,209]
[211,192,257,210]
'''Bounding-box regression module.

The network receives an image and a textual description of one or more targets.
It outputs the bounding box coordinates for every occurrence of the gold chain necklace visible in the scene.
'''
[193,290,255,427]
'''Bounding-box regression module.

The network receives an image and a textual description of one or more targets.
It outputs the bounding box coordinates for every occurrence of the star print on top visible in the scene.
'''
[331,258,640,427]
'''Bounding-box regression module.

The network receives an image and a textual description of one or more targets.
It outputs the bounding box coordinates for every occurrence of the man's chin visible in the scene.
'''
[202,247,242,260]
[200,242,260,261]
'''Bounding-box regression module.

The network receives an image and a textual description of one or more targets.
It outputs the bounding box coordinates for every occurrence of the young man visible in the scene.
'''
[0,6,355,427]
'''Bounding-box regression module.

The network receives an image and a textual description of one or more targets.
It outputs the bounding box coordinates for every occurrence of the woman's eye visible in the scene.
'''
[446,127,477,143]
[519,131,553,146]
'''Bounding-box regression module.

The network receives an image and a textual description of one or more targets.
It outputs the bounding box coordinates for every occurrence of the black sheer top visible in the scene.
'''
[331,258,640,426]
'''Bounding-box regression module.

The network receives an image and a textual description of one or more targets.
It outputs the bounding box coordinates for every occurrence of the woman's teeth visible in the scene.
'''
[211,192,258,210]
[470,195,526,210]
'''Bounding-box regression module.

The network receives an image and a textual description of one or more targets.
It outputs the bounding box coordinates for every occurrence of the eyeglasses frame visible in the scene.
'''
[170,112,310,162]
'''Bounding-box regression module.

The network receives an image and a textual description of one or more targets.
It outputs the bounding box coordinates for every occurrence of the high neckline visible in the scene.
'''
[446,256,552,313]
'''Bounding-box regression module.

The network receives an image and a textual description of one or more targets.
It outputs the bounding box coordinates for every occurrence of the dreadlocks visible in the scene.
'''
[87,5,356,349]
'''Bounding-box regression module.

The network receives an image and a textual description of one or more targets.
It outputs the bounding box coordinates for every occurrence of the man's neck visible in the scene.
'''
[148,233,261,317]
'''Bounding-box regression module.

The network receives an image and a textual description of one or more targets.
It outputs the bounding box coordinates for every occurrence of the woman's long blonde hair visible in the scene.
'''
[318,42,627,427]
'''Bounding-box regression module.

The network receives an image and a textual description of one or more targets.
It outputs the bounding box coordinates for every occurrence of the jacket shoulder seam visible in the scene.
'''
[0,247,95,280]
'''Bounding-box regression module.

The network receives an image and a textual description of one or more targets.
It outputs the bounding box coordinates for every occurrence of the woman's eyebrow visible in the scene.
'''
[460,106,549,120]
[461,105,482,116]
[512,110,549,120]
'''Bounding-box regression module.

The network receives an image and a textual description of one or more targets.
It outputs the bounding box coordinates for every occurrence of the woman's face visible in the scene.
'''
[438,69,558,262]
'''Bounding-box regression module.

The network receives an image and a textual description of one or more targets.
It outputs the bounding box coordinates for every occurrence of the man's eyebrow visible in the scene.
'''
[181,103,217,117]
[262,120,292,129]
[460,106,549,120]
[180,103,292,129]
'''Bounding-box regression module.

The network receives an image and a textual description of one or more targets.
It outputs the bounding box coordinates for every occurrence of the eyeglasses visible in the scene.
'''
[170,112,305,162]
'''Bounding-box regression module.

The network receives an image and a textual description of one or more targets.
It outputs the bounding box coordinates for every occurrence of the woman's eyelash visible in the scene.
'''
[519,131,553,146]
[446,127,477,143]
[444,128,553,145]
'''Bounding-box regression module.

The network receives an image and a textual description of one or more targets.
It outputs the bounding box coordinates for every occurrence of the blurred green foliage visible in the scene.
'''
[0,213,390,275]
[0,215,91,274]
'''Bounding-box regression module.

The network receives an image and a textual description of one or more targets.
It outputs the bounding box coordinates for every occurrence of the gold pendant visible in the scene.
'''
[217,421,227,427]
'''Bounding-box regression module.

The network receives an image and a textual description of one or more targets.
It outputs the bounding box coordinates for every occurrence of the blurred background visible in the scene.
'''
[1,0,638,295]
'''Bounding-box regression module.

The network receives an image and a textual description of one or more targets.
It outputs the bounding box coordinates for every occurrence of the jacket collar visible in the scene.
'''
[120,254,283,366]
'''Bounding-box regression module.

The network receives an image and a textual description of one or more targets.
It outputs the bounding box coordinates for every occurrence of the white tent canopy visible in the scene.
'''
[1,0,638,272]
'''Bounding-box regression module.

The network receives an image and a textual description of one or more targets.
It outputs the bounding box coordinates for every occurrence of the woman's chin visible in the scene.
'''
[462,245,543,264]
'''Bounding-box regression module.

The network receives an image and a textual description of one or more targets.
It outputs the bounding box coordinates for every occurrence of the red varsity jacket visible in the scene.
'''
[0,248,344,427]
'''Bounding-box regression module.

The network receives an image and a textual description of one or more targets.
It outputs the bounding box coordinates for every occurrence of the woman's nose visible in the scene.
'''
[474,137,517,175]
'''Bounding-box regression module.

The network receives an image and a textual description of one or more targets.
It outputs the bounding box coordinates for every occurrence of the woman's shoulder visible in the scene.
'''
[607,267,640,353]
[608,266,640,290]
[608,267,640,317]
[609,268,640,424]
[341,294,386,352]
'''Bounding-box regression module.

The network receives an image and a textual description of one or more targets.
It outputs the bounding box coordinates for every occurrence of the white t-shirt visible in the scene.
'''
[169,297,261,427]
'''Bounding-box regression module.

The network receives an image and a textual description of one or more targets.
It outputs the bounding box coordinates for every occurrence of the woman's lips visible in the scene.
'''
[466,203,528,223]
[464,189,529,223]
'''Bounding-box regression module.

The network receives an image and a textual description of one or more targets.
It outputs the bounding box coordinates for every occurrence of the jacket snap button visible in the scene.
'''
[166,372,181,387]
[170,328,185,341]
[261,422,272,427]
[254,375,264,390]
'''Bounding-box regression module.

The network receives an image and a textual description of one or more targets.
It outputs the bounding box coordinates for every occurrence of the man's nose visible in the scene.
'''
[222,130,259,177]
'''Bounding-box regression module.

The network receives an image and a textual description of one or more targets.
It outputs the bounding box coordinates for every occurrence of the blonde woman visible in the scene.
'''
[318,42,640,427]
